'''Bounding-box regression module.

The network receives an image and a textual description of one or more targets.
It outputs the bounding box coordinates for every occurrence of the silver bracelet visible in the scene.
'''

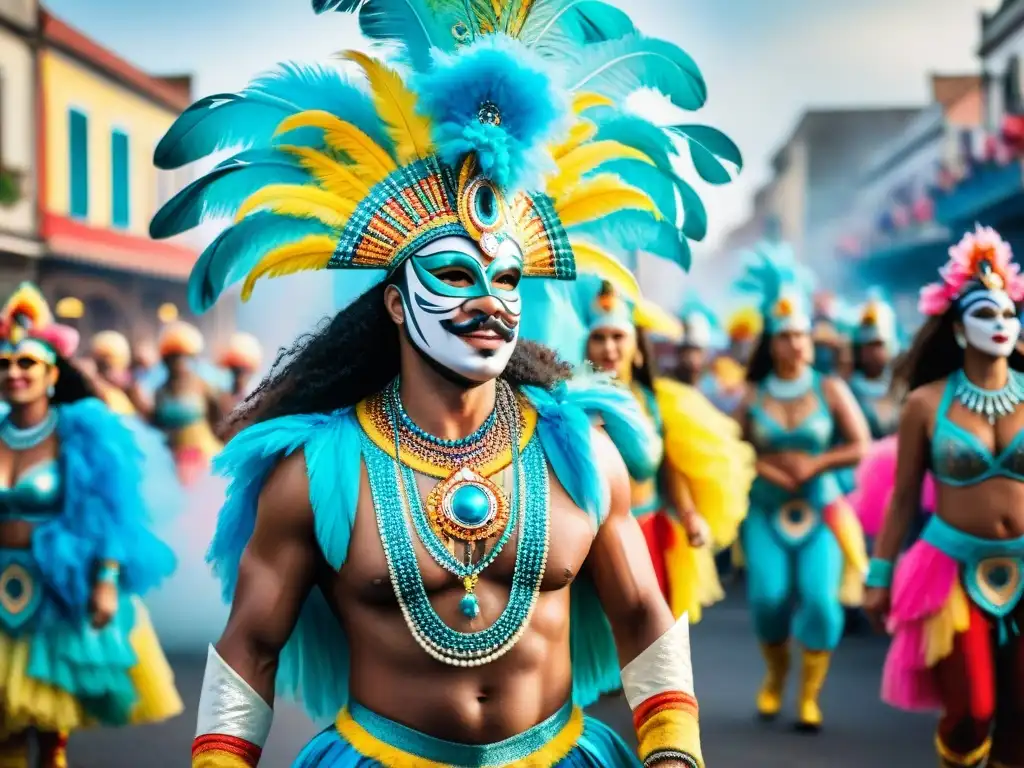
[643,749,700,768]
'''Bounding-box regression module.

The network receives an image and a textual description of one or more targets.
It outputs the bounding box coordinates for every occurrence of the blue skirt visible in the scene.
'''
[292,701,639,767]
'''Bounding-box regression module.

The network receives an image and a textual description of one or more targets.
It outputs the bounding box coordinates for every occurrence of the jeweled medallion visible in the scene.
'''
[426,467,508,543]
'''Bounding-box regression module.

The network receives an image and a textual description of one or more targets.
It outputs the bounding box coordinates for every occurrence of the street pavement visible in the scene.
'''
[70,589,936,767]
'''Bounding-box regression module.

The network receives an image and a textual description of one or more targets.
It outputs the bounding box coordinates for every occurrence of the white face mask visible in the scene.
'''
[961,289,1021,358]
[398,235,522,384]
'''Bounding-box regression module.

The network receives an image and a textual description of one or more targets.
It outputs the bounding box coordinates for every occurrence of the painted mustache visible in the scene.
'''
[442,313,517,342]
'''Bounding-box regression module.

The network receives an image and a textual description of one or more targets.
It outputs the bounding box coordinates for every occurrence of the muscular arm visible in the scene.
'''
[585,428,703,768]
[216,451,318,702]
[872,392,930,563]
[193,451,318,767]
[815,376,871,472]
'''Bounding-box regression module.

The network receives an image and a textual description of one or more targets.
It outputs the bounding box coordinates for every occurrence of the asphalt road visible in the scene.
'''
[69,589,936,767]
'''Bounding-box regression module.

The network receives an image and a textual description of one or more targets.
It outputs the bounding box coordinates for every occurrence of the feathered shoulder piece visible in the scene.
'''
[0,282,79,359]
[150,0,738,317]
[733,241,815,335]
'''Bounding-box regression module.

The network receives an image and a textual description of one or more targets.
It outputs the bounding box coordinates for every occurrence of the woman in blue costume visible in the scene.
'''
[732,243,871,731]
[0,284,182,768]
[848,291,901,440]
[149,1,739,766]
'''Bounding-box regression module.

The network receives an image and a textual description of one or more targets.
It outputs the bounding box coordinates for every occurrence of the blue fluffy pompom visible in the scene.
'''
[414,36,570,192]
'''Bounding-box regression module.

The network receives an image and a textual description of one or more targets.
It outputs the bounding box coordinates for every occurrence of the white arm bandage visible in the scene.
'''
[195,644,273,747]
[621,614,695,710]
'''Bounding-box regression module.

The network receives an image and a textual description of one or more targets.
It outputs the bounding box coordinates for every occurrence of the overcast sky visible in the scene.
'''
[47,0,1001,306]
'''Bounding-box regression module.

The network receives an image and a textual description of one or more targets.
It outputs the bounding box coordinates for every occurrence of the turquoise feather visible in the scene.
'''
[150,149,309,239]
[154,63,388,170]
[574,213,690,270]
[565,34,707,110]
[597,158,675,220]
[576,1,635,43]
[734,241,814,316]
[188,212,335,313]
[669,124,743,185]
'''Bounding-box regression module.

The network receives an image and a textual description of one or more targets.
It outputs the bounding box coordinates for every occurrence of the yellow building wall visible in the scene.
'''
[41,49,177,237]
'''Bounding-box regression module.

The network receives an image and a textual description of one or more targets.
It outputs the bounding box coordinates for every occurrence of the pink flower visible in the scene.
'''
[922,224,1022,315]
[918,282,951,316]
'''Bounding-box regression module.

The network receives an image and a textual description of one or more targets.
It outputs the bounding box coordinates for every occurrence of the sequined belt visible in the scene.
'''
[923,516,1024,641]
[335,701,583,766]
[0,548,43,635]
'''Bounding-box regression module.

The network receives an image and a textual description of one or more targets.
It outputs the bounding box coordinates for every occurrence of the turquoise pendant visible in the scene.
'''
[450,483,492,527]
[460,593,480,619]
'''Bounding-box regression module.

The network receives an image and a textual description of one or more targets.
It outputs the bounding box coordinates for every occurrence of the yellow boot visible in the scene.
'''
[756,642,789,719]
[796,648,831,731]
[936,733,991,767]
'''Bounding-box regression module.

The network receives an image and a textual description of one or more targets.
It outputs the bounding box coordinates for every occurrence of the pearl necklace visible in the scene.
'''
[0,411,58,450]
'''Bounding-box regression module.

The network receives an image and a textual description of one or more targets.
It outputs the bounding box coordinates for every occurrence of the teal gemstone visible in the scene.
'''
[450,483,491,527]
[988,565,1010,589]
[460,593,480,619]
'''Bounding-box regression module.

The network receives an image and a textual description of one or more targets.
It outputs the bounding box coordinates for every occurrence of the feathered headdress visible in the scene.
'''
[150,0,737,314]
[218,332,263,371]
[0,283,79,361]
[678,292,721,348]
[919,224,1024,316]
[158,321,204,358]
[91,330,132,368]
[855,287,898,351]
[583,279,683,341]
[725,305,762,343]
[733,241,815,335]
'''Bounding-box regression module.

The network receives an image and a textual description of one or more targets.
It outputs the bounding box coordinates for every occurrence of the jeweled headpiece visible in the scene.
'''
[0,283,79,363]
[919,224,1024,316]
[733,241,814,335]
[150,1,735,314]
[584,279,683,341]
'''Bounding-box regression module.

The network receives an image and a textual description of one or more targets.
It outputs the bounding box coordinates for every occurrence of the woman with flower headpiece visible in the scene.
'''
[733,242,871,730]
[865,225,1024,768]
[145,321,223,485]
[148,0,743,764]
[583,279,754,625]
[0,284,182,767]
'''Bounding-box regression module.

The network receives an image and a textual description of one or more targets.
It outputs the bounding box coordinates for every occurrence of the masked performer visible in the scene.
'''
[217,332,263,416]
[0,284,181,768]
[583,280,752,623]
[150,1,740,764]
[866,226,1024,768]
[734,243,870,730]
[147,322,223,485]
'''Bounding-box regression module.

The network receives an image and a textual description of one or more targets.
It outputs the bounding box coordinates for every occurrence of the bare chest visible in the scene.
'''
[338,461,596,606]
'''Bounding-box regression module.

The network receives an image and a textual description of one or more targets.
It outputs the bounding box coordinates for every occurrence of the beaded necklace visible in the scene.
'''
[363,379,551,666]
[0,410,58,450]
[952,368,1024,424]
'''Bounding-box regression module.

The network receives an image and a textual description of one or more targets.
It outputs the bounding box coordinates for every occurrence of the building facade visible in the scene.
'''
[35,10,233,346]
[0,0,42,297]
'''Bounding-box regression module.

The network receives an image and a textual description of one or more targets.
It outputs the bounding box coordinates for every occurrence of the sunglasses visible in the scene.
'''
[0,356,45,372]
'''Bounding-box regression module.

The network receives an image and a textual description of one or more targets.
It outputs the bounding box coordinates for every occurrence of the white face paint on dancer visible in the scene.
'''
[397,235,523,383]
[960,288,1021,359]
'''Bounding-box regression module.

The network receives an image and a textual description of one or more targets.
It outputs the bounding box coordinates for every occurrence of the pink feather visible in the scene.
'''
[34,324,80,359]
[851,436,936,536]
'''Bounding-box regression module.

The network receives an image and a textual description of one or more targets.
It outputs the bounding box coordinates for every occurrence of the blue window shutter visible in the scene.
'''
[111,130,130,228]
[68,109,89,218]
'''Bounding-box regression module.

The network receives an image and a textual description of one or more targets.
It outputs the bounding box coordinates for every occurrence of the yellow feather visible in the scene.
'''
[1,283,53,328]
[278,144,371,200]
[547,140,654,198]
[275,110,396,185]
[635,298,685,341]
[242,235,337,301]
[550,121,597,160]
[554,174,661,229]
[567,241,640,303]
[573,92,614,113]
[235,185,354,230]
[343,52,434,166]
[509,0,535,36]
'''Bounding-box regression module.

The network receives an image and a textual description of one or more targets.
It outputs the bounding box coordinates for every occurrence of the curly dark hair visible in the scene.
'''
[892,304,1024,399]
[52,356,99,404]
[230,281,574,428]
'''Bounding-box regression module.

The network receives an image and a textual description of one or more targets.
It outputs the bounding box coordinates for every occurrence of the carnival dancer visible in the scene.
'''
[583,280,753,623]
[677,298,716,388]
[148,321,223,485]
[217,331,263,417]
[865,225,1024,768]
[811,290,845,376]
[0,284,182,768]
[86,330,137,415]
[849,291,901,440]
[150,0,740,764]
[734,242,870,730]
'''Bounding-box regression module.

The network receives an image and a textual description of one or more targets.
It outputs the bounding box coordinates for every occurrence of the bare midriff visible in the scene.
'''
[937,478,1024,540]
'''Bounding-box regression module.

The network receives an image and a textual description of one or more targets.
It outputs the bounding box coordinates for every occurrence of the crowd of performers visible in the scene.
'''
[0,0,1020,766]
